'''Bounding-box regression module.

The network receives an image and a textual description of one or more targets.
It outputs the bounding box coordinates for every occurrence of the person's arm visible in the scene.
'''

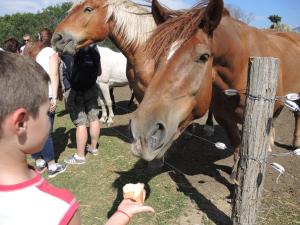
[105,199,155,225]
[67,210,81,225]
[49,52,60,112]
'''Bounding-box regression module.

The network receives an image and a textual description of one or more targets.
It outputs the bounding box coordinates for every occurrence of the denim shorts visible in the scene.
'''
[64,85,100,126]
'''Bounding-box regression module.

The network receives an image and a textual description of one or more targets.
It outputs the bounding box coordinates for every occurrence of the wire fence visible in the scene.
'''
[103,93,299,223]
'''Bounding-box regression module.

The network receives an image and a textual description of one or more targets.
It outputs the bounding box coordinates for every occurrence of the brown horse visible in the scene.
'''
[130,0,300,179]
[51,0,182,102]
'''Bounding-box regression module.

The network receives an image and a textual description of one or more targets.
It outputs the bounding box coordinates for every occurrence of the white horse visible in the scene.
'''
[96,46,128,125]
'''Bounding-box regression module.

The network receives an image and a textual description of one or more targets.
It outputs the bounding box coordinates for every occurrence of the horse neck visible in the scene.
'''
[212,16,253,89]
[106,1,157,65]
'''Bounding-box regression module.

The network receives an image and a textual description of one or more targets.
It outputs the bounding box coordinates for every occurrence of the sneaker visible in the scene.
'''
[86,145,99,156]
[64,155,86,165]
[35,159,47,174]
[48,163,67,178]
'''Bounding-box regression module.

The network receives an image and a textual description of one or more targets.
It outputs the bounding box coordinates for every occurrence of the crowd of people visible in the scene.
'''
[0,29,154,224]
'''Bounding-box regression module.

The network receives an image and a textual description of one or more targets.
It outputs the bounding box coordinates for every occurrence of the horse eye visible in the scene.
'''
[196,53,210,63]
[84,7,93,13]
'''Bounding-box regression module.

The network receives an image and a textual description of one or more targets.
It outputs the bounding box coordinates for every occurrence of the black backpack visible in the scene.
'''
[60,45,100,92]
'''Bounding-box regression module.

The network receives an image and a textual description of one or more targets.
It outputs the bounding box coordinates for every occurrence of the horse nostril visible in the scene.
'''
[149,122,165,150]
[52,33,63,43]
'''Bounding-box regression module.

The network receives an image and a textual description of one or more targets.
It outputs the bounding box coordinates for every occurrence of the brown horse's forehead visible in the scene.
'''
[70,0,104,12]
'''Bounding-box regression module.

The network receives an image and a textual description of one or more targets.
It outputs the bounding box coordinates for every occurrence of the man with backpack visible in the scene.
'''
[60,45,101,165]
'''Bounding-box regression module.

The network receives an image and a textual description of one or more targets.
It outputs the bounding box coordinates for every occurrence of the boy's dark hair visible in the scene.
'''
[3,38,20,53]
[0,52,49,137]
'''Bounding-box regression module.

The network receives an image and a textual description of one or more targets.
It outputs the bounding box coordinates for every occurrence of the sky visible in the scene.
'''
[0,0,299,29]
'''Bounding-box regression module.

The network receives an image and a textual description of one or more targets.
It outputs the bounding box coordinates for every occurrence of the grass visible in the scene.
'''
[34,102,299,225]
[258,191,300,225]
[46,102,188,225]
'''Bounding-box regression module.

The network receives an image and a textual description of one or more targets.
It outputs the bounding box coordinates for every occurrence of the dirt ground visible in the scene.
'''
[108,86,299,225]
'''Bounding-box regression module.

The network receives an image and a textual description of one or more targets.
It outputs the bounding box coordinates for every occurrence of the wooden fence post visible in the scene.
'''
[232,57,279,225]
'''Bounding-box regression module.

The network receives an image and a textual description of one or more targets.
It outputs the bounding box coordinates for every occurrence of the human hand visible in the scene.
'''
[117,198,155,218]
[49,98,57,112]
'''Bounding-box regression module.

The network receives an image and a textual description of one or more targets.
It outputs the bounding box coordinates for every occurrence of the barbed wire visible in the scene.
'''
[106,102,299,185]
[222,89,300,112]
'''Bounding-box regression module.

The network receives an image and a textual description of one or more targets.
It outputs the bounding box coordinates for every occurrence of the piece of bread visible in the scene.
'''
[122,183,145,203]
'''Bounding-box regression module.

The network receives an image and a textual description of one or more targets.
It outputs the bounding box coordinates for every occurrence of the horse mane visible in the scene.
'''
[104,0,157,50]
[144,1,211,65]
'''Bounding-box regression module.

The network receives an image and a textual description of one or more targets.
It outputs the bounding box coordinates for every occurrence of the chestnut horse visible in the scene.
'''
[51,0,216,135]
[51,0,179,101]
[130,0,300,180]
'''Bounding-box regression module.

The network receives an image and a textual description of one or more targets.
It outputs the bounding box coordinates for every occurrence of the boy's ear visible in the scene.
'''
[11,108,29,135]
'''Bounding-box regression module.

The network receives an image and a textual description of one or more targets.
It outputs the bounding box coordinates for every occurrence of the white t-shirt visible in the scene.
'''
[36,47,57,98]
[20,45,25,54]
[0,171,79,225]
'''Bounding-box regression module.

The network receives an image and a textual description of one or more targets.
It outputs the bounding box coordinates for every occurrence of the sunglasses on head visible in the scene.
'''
[23,39,30,42]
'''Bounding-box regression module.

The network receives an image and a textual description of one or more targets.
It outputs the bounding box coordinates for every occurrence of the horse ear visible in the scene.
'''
[200,0,224,36]
[152,0,174,25]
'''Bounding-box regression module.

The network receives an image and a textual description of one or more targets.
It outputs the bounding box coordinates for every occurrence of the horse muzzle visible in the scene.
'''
[51,32,77,55]
[130,117,172,161]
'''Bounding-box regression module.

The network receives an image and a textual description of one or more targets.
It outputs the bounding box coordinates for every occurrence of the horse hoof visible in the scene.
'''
[203,125,214,136]
[107,122,114,127]
[100,117,107,123]
[268,146,272,152]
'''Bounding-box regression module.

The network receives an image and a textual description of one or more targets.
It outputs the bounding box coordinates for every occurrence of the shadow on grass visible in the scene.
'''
[107,159,166,217]
[113,100,137,116]
[56,108,69,117]
[53,127,76,161]
[108,123,234,224]
[101,124,132,144]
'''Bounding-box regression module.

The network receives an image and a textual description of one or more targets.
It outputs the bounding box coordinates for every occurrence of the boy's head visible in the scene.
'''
[0,52,49,139]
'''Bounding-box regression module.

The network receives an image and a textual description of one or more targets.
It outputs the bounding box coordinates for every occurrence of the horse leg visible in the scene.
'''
[203,108,214,136]
[268,125,275,152]
[99,82,114,126]
[128,91,135,108]
[214,113,241,184]
[97,85,108,123]
[293,111,300,148]
[110,87,116,111]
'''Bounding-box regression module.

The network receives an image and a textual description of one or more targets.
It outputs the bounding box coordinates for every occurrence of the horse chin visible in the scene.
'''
[134,130,180,162]
[75,39,94,50]
[64,41,77,54]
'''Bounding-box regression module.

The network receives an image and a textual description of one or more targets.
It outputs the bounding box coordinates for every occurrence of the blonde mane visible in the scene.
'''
[105,0,157,50]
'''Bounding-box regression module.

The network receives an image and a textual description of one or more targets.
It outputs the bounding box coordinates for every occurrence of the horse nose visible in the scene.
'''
[52,33,63,43]
[149,122,166,150]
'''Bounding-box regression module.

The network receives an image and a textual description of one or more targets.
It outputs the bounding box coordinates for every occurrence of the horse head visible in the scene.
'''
[130,0,224,161]
[52,0,109,54]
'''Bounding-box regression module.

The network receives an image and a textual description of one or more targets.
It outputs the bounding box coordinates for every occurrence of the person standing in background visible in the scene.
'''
[20,33,31,54]
[24,28,66,178]
[3,38,20,53]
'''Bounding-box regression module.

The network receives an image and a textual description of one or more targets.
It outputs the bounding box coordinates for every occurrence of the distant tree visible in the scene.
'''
[0,2,117,51]
[273,23,292,32]
[226,4,254,24]
[0,2,72,46]
[268,15,282,28]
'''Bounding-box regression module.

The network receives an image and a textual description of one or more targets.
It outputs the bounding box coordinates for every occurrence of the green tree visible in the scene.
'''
[268,15,282,28]
[0,2,72,46]
[0,2,117,51]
